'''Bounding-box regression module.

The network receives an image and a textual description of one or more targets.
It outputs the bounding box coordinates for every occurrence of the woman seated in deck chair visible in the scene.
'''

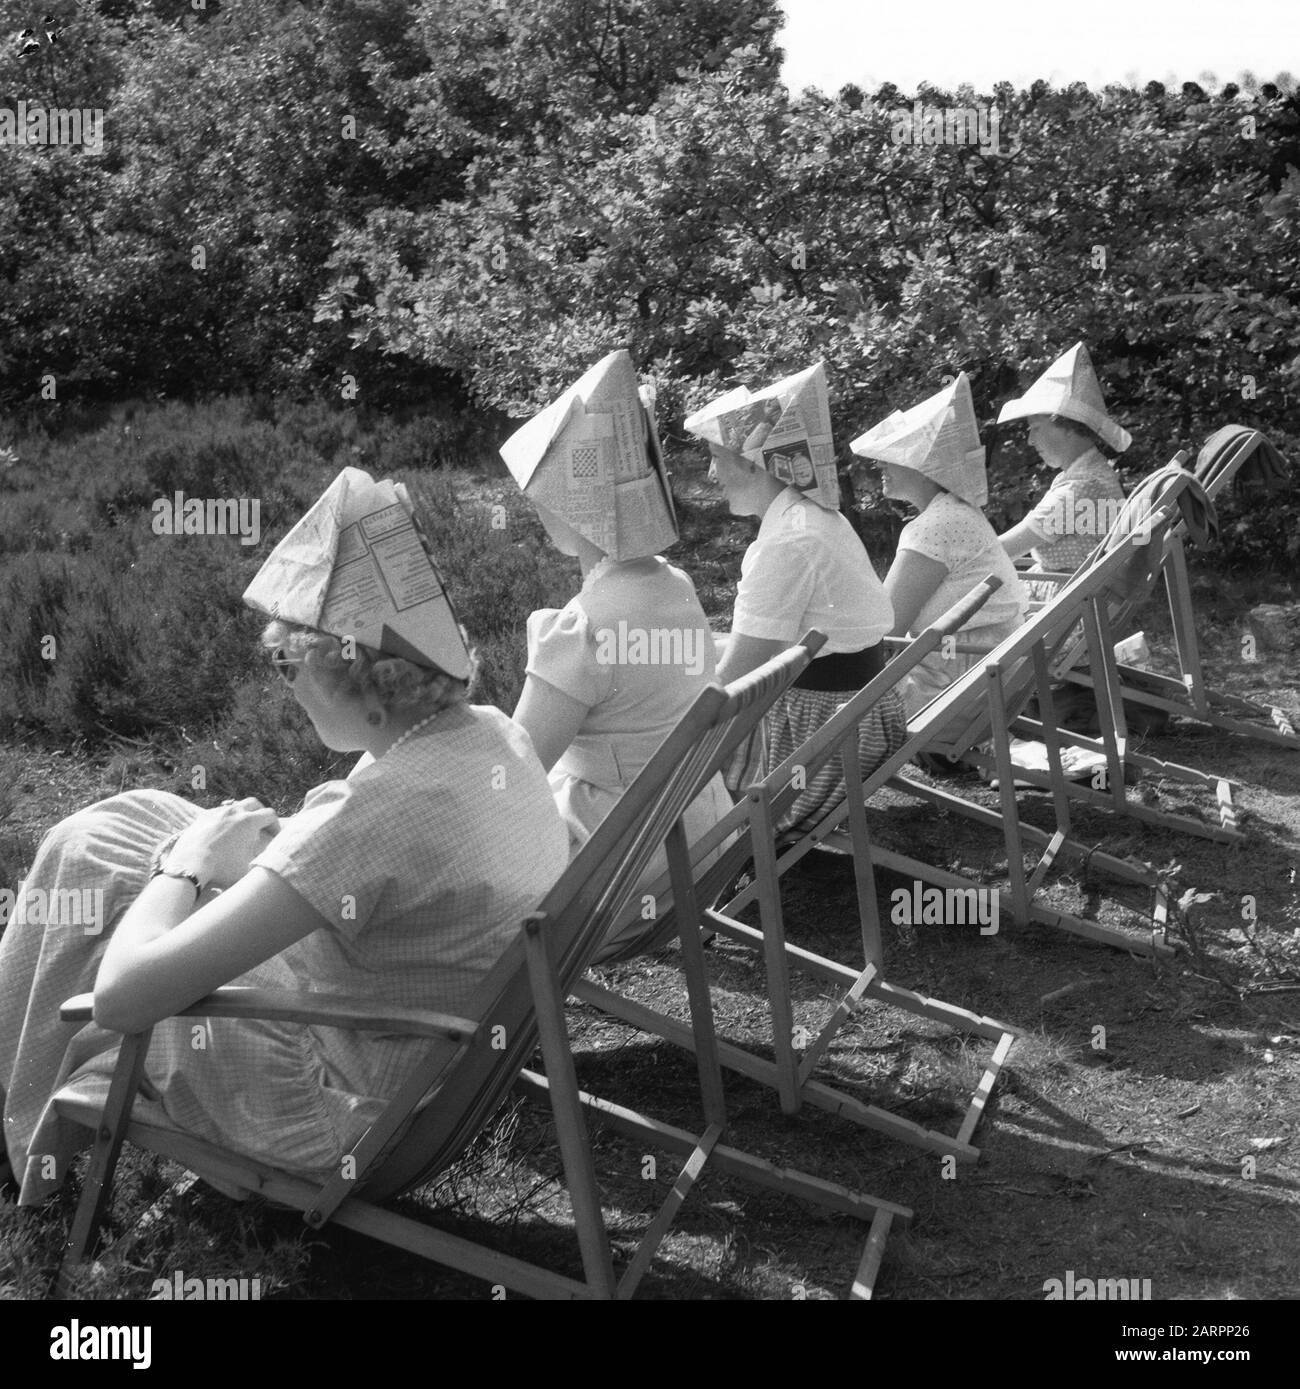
[684,364,904,840]
[0,468,568,1204]
[850,372,1027,719]
[503,351,732,946]
[994,342,1131,603]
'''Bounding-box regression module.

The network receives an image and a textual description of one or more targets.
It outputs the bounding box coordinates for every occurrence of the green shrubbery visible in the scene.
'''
[0,399,583,815]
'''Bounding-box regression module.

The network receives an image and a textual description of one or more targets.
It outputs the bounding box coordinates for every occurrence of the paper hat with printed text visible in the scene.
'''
[499,350,678,561]
[242,467,472,679]
[996,342,1132,453]
[850,372,989,507]
[682,362,840,510]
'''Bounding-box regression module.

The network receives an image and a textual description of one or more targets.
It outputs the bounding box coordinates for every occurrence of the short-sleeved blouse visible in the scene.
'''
[898,492,1027,636]
[732,488,893,651]
[1024,449,1127,574]
[895,492,1028,716]
[523,556,733,949]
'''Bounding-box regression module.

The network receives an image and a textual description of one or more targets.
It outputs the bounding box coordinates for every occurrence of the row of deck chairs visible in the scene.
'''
[52,434,1293,1299]
[1046,426,1297,750]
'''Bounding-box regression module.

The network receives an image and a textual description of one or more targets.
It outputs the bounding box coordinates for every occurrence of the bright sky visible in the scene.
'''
[778,0,1298,95]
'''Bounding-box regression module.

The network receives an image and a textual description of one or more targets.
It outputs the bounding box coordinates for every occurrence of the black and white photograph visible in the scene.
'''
[0,0,1296,1347]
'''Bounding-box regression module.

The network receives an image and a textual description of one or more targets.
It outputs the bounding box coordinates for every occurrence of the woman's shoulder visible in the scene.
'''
[901,492,995,557]
[911,490,987,532]
[575,556,703,623]
[528,600,592,649]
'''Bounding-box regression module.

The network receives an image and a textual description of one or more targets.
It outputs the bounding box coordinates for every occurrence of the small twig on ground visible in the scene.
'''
[1040,978,1103,1005]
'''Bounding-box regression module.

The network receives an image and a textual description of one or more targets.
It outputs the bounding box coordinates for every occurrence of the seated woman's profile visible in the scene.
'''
[851,373,1028,718]
[0,468,568,1203]
[995,342,1131,602]
[685,364,904,838]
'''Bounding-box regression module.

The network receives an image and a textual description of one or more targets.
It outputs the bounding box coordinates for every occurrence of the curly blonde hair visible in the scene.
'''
[261,620,476,717]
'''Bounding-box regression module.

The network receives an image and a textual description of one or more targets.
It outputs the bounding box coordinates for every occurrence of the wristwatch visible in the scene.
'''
[148,832,206,899]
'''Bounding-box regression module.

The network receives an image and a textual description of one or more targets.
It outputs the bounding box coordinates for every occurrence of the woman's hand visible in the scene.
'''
[167,798,280,892]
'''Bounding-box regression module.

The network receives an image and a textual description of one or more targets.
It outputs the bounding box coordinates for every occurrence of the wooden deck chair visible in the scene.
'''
[51,635,914,1301]
[1050,429,1298,749]
[766,527,1194,959]
[917,463,1245,848]
[577,578,1022,1166]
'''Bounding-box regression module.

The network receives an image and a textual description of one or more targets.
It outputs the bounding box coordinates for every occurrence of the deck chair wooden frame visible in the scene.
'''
[923,463,1245,848]
[749,528,1194,965]
[1048,429,1297,750]
[52,635,912,1301]
[577,578,1022,1166]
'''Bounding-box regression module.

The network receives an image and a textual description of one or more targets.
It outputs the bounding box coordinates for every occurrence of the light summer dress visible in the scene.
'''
[0,705,568,1204]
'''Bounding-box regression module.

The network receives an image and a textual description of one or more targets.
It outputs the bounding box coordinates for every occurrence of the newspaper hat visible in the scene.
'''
[243,467,472,680]
[996,342,1132,453]
[682,362,840,509]
[849,372,989,507]
[499,349,678,561]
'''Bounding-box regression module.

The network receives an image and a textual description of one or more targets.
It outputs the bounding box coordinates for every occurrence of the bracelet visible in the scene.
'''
[148,833,205,899]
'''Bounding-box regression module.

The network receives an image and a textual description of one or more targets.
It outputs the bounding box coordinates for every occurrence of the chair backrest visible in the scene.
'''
[358,632,825,1199]
[916,484,1194,760]
[1044,461,1214,680]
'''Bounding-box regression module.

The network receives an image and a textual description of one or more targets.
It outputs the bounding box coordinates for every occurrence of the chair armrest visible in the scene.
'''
[928,575,1003,636]
[59,988,478,1042]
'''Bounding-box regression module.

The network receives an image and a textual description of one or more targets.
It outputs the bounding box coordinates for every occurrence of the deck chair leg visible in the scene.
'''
[665,817,729,1130]
[1030,642,1074,839]
[54,1028,153,1298]
[851,1208,895,1300]
[1165,538,1209,715]
[746,786,801,1115]
[1083,598,1128,811]
[986,664,1031,926]
[841,739,884,970]
[522,917,618,1299]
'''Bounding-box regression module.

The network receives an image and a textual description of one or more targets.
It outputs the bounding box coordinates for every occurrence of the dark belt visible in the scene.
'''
[794,641,887,692]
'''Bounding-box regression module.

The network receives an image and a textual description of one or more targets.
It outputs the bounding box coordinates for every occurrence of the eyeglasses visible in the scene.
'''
[271,648,306,684]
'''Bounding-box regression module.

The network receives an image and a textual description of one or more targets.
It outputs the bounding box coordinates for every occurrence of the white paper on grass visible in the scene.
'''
[242,466,471,680]
[499,350,678,561]
[683,362,840,510]
[990,736,1108,790]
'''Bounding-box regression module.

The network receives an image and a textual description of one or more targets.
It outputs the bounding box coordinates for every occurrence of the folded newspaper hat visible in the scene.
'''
[849,372,989,507]
[499,349,678,561]
[996,342,1132,453]
[242,467,472,680]
[682,362,841,510]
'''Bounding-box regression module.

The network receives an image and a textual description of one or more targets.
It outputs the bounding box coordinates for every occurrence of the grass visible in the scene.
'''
[2,400,1299,1301]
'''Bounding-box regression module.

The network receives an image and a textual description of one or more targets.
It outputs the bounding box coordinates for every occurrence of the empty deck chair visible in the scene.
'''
[1050,428,1297,749]
[52,636,913,1300]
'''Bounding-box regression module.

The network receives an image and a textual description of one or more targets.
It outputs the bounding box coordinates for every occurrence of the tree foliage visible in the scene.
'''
[0,0,1297,547]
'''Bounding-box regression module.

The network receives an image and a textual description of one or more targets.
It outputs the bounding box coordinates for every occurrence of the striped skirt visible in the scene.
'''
[726,685,908,836]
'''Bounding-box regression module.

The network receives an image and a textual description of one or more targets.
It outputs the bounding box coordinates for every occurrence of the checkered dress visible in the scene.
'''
[0,705,568,1204]
[1024,451,1127,604]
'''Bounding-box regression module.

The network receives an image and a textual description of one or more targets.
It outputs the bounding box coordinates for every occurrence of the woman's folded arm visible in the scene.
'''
[93,868,327,1035]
